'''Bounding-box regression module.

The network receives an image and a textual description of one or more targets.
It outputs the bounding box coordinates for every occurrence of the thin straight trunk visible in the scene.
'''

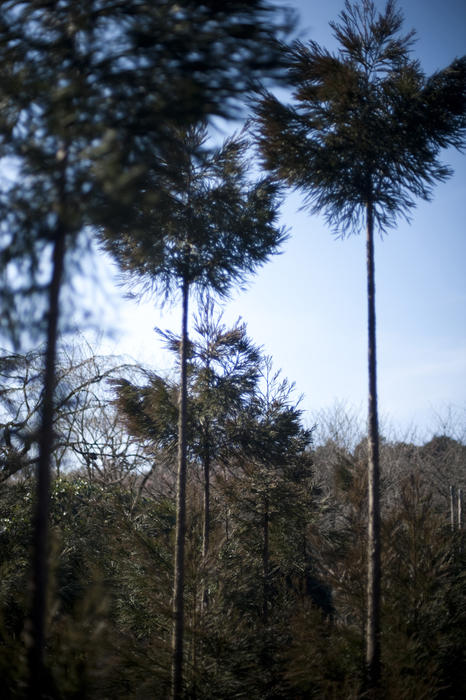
[458,489,463,530]
[450,485,456,531]
[202,443,210,561]
[28,226,66,699]
[171,278,189,700]
[262,494,270,625]
[201,438,210,611]
[225,505,230,542]
[365,198,381,696]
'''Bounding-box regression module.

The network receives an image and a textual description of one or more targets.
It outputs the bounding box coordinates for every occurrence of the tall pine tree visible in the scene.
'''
[254,1,465,694]
[101,126,286,699]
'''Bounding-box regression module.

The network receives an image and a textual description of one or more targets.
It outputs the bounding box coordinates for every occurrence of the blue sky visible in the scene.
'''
[97,0,466,440]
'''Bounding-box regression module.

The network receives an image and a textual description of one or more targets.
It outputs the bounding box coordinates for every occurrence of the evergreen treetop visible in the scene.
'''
[255,0,466,236]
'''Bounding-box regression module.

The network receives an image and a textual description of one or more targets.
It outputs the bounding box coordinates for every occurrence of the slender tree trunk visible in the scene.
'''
[450,485,456,531]
[365,199,381,697]
[171,278,189,700]
[458,489,463,530]
[225,504,230,542]
[202,443,210,561]
[28,226,66,699]
[201,437,211,611]
[262,493,270,625]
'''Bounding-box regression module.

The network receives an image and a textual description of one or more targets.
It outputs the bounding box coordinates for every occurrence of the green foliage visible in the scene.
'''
[285,600,362,699]
[1,415,465,698]
[308,430,466,699]
[0,475,177,698]
[255,0,466,236]
[100,126,286,305]
[0,0,292,348]
[112,371,179,458]
[381,472,466,699]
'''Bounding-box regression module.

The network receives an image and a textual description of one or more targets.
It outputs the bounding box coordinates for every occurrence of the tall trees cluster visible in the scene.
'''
[0,2,290,696]
[1,350,464,697]
[0,1,465,698]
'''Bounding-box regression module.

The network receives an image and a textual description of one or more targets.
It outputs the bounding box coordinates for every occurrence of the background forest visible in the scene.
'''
[0,1,465,699]
[1,339,465,698]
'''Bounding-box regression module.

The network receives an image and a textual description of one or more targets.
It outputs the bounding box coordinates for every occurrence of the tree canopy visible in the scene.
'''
[100,125,286,304]
[255,0,466,235]
[0,0,292,345]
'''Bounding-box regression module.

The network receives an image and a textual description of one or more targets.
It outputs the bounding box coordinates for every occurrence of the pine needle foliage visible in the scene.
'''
[100,125,286,305]
[0,0,293,345]
[255,0,466,237]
